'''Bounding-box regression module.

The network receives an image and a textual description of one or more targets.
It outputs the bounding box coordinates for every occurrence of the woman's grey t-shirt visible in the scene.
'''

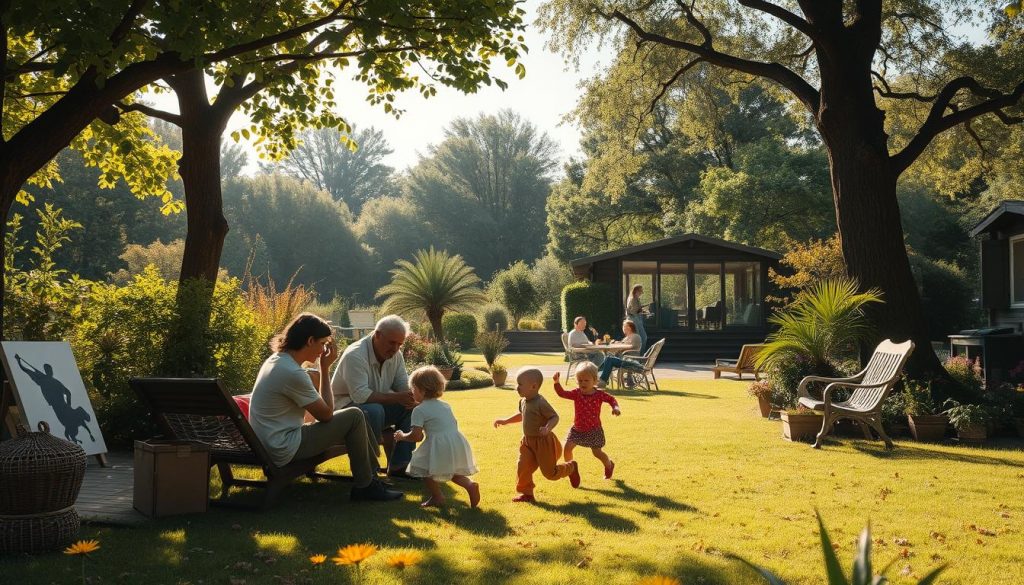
[249,353,320,467]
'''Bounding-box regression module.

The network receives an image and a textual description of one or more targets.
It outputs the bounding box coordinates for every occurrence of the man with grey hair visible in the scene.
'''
[331,314,418,478]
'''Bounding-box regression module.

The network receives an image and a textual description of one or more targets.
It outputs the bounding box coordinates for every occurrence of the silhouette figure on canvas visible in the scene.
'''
[14,354,95,444]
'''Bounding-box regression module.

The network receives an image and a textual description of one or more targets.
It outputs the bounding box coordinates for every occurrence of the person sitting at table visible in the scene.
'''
[596,320,643,388]
[568,316,604,366]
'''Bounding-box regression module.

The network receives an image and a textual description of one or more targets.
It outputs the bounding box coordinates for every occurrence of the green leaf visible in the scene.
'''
[816,511,850,585]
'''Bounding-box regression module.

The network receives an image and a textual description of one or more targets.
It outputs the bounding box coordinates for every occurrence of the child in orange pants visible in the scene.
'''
[494,367,581,502]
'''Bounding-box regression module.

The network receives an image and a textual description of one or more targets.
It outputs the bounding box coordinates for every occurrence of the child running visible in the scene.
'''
[553,363,621,481]
[394,366,480,508]
[494,367,580,502]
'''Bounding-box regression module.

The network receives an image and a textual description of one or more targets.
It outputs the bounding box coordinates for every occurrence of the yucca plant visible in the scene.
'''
[758,277,882,375]
[376,247,486,341]
[731,511,945,584]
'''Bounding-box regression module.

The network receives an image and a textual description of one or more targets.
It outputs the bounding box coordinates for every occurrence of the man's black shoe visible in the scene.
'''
[350,480,403,502]
[386,468,420,481]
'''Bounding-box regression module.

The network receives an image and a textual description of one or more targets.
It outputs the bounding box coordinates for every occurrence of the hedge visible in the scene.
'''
[442,313,478,349]
[445,368,492,390]
[478,303,509,332]
[561,281,618,335]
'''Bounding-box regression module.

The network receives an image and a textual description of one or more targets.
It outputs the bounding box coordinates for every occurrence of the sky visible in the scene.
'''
[148,0,612,174]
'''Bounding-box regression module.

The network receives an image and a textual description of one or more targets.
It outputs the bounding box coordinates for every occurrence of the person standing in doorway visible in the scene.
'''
[625,284,648,352]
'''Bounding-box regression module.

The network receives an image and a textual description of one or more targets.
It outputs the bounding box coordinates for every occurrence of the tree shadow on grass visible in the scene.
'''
[414,540,745,585]
[850,440,1024,467]
[532,499,639,532]
[580,479,699,514]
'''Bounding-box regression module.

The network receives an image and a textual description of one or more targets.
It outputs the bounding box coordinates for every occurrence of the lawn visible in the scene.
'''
[5,376,1023,584]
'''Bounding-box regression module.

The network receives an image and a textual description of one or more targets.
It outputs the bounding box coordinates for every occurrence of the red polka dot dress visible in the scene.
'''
[553,383,619,448]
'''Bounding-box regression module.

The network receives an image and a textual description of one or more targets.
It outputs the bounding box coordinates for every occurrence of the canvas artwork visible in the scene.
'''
[0,341,107,456]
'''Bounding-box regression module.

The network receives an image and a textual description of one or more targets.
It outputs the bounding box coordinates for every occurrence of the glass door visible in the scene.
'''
[658,263,689,329]
[693,263,723,330]
[622,261,657,329]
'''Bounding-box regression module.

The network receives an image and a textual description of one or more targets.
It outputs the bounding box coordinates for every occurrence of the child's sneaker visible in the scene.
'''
[604,460,615,480]
[569,460,581,488]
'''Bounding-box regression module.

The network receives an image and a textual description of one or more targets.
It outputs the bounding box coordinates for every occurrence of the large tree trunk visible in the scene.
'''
[815,43,946,382]
[158,70,231,376]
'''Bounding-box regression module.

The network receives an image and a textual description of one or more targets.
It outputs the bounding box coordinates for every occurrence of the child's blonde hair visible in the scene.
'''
[515,367,544,388]
[410,366,446,399]
[575,361,599,379]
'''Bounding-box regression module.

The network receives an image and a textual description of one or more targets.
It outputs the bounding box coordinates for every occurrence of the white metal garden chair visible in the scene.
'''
[616,338,666,391]
[560,332,590,379]
[796,339,915,449]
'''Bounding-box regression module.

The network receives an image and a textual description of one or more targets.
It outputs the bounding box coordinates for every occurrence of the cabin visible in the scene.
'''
[961,201,1024,383]
[570,234,782,362]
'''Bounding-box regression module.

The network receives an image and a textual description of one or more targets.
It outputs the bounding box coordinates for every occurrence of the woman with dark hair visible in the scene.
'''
[596,320,644,388]
[249,313,402,502]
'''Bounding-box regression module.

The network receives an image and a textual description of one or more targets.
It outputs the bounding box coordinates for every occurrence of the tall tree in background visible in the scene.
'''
[408,110,556,278]
[0,0,360,336]
[541,1,1024,378]
[274,126,395,214]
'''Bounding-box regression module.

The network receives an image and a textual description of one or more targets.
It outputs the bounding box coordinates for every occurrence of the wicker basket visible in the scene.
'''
[0,507,79,554]
[0,422,87,515]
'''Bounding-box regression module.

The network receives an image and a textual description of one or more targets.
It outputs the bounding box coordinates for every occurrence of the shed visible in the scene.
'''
[571,234,782,362]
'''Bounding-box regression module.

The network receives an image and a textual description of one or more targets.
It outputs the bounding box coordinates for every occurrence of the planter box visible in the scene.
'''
[907,414,949,442]
[957,424,987,444]
[781,411,823,442]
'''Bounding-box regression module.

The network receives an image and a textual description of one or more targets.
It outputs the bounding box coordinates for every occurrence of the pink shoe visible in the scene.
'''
[604,460,615,480]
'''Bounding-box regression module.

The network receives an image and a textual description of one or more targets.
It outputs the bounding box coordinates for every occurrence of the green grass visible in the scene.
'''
[462,350,566,369]
[5,377,1023,584]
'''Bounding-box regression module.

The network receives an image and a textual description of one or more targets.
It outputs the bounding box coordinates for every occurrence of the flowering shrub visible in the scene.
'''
[944,355,983,397]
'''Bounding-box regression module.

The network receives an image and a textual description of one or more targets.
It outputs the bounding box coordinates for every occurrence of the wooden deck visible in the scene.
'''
[78,452,148,526]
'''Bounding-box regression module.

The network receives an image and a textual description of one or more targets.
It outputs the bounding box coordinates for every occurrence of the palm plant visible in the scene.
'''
[758,277,882,375]
[376,247,486,341]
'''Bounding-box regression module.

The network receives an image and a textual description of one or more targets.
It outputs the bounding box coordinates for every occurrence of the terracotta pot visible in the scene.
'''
[957,424,987,444]
[756,394,772,418]
[491,371,508,387]
[438,367,454,381]
[907,414,949,442]
[781,411,823,442]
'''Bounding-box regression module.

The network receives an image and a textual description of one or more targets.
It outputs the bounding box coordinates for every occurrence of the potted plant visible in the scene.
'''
[425,342,456,380]
[781,407,823,442]
[747,381,773,418]
[880,383,909,438]
[944,400,991,444]
[904,380,948,442]
[490,362,508,387]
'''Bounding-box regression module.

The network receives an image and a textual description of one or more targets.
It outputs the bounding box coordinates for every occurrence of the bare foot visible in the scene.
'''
[465,481,481,508]
[420,496,445,508]
[511,493,535,503]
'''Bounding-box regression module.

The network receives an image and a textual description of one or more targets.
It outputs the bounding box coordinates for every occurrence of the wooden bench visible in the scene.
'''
[713,343,765,380]
[130,377,350,509]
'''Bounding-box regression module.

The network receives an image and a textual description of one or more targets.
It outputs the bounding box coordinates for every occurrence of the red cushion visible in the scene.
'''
[233,394,251,419]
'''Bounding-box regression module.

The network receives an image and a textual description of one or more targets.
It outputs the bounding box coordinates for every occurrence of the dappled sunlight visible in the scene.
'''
[252,533,299,555]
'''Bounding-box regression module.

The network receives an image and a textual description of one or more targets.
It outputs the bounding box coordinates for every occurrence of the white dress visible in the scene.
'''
[406,399,478,481]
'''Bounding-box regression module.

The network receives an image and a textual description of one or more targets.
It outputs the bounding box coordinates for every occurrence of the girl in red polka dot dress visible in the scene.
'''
[553,363,621,482]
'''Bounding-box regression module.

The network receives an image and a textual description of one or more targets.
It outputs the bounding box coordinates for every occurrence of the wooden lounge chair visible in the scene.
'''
[130,377,349,509]
[560,332,590,379]
[796,339,915,449]
[713,343,765,380]
[617,338,666,391]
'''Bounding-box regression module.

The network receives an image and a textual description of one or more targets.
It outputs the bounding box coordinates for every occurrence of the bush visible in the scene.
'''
[442,313,478,349]
[402,332,431,367]
[561,281,617,335]
[944,355,983,397]
[445,368,492,390]
[764,357,817,410]
[474,330,509,367]
[478,303,509,332]
[910,253,980,340]
[73,268,268,447]
[490,261,540,328]
[517,318,544,330]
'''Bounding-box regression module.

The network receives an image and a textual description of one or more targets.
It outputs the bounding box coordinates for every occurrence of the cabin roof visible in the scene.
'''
[569,233,783,268]
[970,200,1024,238]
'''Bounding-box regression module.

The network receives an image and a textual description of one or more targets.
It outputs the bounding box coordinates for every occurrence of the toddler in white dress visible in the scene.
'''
[394,366,480,507]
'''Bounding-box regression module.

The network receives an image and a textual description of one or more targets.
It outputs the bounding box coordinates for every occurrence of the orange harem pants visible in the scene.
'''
[516,434,573,494]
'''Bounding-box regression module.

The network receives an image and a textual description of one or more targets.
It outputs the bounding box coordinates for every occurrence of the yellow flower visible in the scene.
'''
[387,551,423,570]
[637,577,681,585]
[64,540,100,556]
[309,554,326,565]
[332,543,377,566]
